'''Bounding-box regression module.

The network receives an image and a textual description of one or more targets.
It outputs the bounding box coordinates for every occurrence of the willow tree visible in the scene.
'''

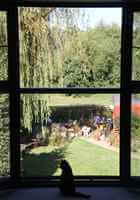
[19,7,85,132]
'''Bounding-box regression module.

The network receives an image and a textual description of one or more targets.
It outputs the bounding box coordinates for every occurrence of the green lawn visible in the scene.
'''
[22,138,140,177]
[131,158,140,176]
[22,138,119,176]
[42,94,113,107]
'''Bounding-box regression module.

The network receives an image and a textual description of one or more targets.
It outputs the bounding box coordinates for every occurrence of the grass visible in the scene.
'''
[42,94,113,107]
[22,138,120,176]
[22,138,140,177]
[60,138,119,176]
[131,159,140,176]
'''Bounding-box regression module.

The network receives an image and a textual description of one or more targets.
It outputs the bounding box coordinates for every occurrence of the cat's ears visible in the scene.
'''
[60,159,67,164]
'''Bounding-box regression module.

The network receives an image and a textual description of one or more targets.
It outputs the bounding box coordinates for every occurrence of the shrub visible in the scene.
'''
[131,115,140,138]
[49,132,70,147]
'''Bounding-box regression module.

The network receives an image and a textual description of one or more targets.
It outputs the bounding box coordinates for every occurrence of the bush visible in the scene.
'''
[49,132,70,147]
[113,116,120,129]
[131,115,140,138]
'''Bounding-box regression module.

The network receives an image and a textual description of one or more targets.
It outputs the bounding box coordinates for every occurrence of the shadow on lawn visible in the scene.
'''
[22,146,67,177]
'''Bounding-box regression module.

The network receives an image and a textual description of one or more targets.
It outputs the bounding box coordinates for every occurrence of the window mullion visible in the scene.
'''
[8,6,20,181]
[120,6,133,183]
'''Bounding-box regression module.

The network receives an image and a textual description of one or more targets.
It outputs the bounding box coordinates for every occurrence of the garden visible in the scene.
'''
[0,8,140,178]
[20,94,140,177]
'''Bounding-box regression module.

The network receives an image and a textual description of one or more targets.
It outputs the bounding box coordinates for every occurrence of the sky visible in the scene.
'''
[50,8,122,30]
[86,8,122,27]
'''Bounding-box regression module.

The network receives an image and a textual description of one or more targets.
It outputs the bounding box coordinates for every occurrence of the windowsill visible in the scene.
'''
[0,187,140,200]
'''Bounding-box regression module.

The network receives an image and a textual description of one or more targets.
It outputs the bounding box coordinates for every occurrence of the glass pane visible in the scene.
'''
[0,12,8,81]
[131,94,140,176]
[132,12,140,80]
[132,48,140,80]
[20,94,120,177]
[19,8,121,88]
[0,94,10,177]
[0,12,7,46]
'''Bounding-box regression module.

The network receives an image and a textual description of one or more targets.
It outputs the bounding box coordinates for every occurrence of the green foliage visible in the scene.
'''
[49,133,68,147]
[132,13,140,80]
[64,24,121,88]
[21,94,51,132]
[18,9,122,132]
[0,12,9,176]
[0,12,8,80]
[0,95,10,176]
[19,8,84,132]
[131,115,140,139]
[131,115,140,153]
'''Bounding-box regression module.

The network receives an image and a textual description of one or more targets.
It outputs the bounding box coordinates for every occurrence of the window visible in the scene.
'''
[19,7,121,178]
[131,94,140,176]
[20,94,120,177]
[131,10,140,177]
[0,12,8,81]
[0,10,10,182]
[0,1,140,186]
[132,12,140,80]
[0,94,10,178]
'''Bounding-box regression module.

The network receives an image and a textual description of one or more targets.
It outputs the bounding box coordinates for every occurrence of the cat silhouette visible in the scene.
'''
[59,159,91,198]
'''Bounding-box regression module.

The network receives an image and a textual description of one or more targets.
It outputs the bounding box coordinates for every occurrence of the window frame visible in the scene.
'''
[130,9,140,184]
[0,1,140,187]
[0,8,10,187]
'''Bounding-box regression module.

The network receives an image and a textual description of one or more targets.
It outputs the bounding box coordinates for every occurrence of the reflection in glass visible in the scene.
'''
[19,8,121,88]
[131,94,140,176]
[20,94,119,176]
[0,94,10,177]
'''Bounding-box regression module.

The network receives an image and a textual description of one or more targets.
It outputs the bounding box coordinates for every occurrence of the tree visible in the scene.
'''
[63,23,121,88]
[19,8,84,132]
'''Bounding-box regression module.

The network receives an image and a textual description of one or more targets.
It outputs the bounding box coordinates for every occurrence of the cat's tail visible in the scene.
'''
[72,192,91,199]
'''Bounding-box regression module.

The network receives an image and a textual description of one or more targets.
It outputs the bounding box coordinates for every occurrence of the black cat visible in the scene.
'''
[59,159,91,199]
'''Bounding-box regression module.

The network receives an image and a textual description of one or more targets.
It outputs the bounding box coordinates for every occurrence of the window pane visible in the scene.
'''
[20,94,119,177]
[0,12,7,46]
[19,8,121,88]
[131,94,140,176]
[0,12,8,81]
[0,48,8,80]
[0,94,10,177]
[132,12,140,80]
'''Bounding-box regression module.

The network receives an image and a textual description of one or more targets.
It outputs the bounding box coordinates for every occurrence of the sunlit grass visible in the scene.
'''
[23,138,119,176]
[46,94,113,106]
